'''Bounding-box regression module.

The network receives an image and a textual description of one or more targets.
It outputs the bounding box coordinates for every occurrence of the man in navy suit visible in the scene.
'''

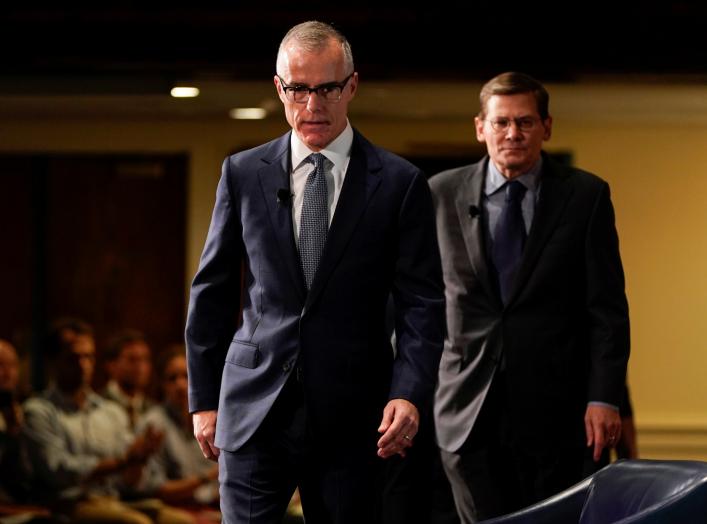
[185,21,445,524]
[431,72,630,522]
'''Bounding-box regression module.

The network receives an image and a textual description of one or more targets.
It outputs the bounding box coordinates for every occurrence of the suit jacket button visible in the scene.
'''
[282,362,291,372]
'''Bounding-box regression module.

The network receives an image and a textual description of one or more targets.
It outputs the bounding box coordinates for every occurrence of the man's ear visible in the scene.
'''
[543,116,553,141]
[274,75,287,103]
[347,72,359,99]
[474,116,487,144]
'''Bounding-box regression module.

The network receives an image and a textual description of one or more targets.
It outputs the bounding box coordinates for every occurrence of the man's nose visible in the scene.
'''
[306,91,324,112]
[505,121,523,139]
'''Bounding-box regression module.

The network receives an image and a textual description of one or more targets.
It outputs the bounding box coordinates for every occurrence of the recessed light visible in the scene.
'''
[229,107,267,120]
[170,86,200,98]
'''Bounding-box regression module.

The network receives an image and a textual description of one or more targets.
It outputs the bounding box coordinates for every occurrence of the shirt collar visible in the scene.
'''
[485,156,543,197]
[106,379,145,409]
[45,385,103,412]
[290,120,354,172]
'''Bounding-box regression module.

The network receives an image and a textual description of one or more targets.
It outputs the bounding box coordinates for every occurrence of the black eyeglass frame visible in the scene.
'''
[277,73,354,103]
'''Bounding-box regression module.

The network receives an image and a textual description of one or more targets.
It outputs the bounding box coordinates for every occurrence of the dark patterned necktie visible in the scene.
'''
[492,180,527,304]
[299,153,329,289]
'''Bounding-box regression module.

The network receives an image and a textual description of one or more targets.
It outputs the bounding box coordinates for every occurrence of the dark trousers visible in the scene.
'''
[381,411,459,524]
[219,373,387,524]
[440,371,586,523]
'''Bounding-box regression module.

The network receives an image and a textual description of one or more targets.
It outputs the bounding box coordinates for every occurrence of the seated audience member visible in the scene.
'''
[0,339,34,505]
[137,347,219,507]
[22,318,193,524]
[103,330,155,429]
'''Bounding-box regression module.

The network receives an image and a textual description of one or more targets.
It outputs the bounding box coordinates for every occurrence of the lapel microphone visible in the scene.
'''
[277,188,292,205]
[468,205,480,218]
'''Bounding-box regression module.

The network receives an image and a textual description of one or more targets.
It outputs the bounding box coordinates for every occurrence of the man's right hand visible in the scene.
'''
[193,410,220,461]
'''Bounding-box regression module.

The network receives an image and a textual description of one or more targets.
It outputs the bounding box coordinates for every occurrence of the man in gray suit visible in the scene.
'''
[430,72,630,522]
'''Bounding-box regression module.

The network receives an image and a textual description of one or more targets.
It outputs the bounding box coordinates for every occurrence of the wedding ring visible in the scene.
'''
[403,435,411,441]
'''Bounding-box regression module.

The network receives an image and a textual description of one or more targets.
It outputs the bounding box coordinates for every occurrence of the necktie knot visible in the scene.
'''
[309,153,326,173]
[505,180,527,203]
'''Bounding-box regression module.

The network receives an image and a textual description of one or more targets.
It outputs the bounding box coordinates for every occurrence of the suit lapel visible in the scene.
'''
[510,156,574,303]
[454,159,499,302]
[304,131,382,311]
[257,132,307,301]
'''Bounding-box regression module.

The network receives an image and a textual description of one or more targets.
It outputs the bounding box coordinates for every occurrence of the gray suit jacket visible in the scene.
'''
[431,154,630,453]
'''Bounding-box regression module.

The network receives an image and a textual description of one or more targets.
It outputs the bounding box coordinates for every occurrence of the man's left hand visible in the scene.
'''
[585,404,622,462]
[376,399,419,459]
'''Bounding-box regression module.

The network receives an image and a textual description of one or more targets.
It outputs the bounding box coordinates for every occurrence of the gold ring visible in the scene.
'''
[403,435,411,441]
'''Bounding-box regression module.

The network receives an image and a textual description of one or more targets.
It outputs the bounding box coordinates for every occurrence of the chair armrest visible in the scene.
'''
[480,477,592,524]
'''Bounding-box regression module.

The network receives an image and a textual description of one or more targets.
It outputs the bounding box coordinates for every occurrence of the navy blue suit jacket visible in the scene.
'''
[186,129,445,453]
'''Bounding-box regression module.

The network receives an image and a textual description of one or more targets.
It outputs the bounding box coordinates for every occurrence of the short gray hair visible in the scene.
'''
[276,21,354,78]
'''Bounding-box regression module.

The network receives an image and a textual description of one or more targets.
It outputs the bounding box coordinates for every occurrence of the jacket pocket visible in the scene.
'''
[226,339,260,369]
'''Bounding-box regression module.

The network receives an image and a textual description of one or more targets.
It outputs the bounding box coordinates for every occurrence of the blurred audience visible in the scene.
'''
[0,339,32,502]
[136,346,219,507]
[103,330,155,430]
[22,318,193,524]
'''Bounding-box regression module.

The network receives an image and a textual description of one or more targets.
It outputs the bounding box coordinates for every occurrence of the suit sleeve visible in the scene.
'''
[185,158,243,413]
[585,181,630,406]
[389,170,446,411]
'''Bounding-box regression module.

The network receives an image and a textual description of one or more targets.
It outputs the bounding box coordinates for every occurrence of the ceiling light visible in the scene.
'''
[229,107,267,120]
[170,86,200,98]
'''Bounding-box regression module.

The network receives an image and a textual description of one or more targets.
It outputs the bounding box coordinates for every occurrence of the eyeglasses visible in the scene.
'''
[278,73,354,103]
[486,117,539,133]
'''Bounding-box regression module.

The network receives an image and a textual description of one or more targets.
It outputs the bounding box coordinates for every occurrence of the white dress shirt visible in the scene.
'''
[289,121,353,244]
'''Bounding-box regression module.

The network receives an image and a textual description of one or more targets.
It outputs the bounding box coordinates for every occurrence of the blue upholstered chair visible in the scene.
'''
[479,459,707,523]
